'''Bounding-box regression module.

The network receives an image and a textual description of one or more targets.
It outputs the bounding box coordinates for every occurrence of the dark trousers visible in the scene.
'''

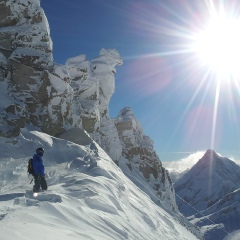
[33,175,48,192]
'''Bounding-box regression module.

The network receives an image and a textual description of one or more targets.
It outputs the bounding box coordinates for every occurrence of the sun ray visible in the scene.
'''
[211,79,221,149]
[165,66,213,149]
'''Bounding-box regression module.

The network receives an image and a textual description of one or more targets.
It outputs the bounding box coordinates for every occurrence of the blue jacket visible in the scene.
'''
[32,153,45,176]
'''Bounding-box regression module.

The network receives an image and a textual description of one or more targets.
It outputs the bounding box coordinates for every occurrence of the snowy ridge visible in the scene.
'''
[0,128,203,240]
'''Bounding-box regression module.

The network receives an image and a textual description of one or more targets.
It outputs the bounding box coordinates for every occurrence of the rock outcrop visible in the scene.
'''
[0,0,68,137]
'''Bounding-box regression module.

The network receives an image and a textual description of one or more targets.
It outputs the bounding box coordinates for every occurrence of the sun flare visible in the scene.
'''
[192,14,240,78]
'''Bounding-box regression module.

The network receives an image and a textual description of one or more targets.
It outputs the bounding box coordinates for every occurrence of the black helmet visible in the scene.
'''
[36,147,44,155]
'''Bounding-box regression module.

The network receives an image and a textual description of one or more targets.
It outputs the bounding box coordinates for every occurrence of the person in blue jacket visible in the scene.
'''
[32,147,47,192]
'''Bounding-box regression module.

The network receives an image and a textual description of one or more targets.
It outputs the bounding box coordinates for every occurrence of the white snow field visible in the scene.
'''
[0,127,202,240]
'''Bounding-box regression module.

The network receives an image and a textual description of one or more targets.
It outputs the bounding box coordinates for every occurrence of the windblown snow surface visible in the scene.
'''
[0,127,202,240]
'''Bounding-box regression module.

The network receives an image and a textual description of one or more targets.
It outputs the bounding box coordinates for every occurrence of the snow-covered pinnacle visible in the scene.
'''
[0,1,123,139]
[115,107,177,211]
[194,149,220,170]
[66,54,90,81]
[115,107,145,142]
[91,49,123,118]
[118,107,135,120]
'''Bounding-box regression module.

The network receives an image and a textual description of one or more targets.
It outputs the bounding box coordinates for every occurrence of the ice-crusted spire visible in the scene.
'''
[91,49,123,118]
[115,107,177,211]
[116,107,144,134]
[117,107,135,120]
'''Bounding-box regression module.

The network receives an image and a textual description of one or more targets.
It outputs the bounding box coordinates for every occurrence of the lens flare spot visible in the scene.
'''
[127,56,172,95]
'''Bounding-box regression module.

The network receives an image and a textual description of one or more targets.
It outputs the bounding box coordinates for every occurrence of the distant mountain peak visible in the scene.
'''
[203,149,219,160]
[194,149,226,172]
[175,149,240,210]
[175,149,240,239]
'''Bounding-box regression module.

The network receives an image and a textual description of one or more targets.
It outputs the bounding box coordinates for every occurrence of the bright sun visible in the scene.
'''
[193,14,240,77]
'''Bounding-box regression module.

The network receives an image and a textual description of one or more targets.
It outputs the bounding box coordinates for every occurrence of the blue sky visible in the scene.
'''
[41,0,240,161]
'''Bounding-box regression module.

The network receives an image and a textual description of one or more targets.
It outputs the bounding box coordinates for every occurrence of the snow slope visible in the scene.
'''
[0,127,202,240]
[193,188,240,240]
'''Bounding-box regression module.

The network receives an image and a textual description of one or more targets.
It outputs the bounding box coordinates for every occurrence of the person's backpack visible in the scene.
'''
[27,158,34,176]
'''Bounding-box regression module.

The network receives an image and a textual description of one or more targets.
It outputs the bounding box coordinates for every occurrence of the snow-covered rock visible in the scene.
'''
[174,149,240,240]
[0,0,53,69]
[0,0,65,137]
